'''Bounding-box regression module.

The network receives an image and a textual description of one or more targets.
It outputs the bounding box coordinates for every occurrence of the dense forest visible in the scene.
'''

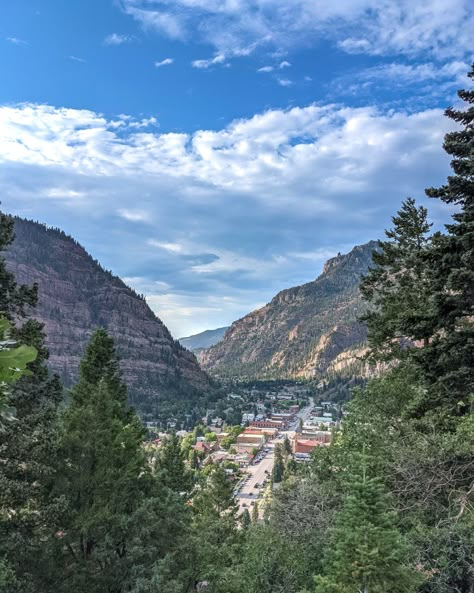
[0,67,472,593]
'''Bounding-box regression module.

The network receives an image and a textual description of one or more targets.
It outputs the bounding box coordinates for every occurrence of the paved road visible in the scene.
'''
[235,397,314,513]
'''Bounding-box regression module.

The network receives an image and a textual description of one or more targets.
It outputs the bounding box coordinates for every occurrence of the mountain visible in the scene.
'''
[5,217,211,420]
[200,242,377,381]
[179,327,229,352]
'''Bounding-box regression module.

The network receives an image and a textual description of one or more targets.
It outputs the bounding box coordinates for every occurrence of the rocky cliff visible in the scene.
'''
[5,217,211,419]
[200,242,377,380]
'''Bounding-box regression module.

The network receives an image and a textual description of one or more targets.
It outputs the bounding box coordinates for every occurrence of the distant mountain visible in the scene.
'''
[5,217,211,420]
[179,327,229,352]
[200,242,377,381]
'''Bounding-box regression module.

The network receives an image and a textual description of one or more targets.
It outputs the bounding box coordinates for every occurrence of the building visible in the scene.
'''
[250,419,285,430]
[236,434,265,448]
[194,441,211,454]
[270,413,293,423]
[243,427,277,439]
[293,438,324,455]
[300,430,332,444]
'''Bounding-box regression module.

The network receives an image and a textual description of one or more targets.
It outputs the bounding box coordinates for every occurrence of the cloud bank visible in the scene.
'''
[0,101,454,335]
[121,0,473,61]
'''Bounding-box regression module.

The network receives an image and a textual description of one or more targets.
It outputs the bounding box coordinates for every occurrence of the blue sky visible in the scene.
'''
[1,1,473,337]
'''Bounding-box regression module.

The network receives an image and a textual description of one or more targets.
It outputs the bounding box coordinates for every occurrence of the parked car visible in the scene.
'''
[254,483,260,488]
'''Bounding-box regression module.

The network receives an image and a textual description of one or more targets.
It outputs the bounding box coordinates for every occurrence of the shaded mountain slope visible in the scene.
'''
[5,217,211,418]
[179,327,229,352]
[200,242,376,380]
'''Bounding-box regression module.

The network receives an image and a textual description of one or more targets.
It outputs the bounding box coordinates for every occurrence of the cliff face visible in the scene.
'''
[5,218,211,417]
[200,242,377,380]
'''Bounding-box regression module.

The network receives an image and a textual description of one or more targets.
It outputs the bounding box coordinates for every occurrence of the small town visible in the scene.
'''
[145,382,338,514]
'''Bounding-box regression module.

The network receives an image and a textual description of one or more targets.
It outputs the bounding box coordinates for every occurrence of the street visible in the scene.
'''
[235,397,314,514]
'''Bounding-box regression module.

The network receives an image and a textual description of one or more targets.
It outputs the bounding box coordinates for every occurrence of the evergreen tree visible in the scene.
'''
[314,454,421,593]
[240,508,251,529]
[154,432,193,495]
[0,212,63,593]
[50,330,194,593]
[419,64,474,418]
[251,501,259,523]
[272,444,284,484]
[360,197,435,358]
[192,467,241,591]
[51,331,148,592]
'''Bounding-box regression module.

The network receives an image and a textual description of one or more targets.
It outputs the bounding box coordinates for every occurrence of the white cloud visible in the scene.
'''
[277,78,292,87]
[103,33,133,46]
[0,100,456,335]
[257,66,274,73]
[43,188,85,199]
[123,6,185,40]
[6,36,28,45]
[120,0,474,61]
[0,102,453,199]
[69,55,86,63]
[149,240,186,254]
[279,60,291,68]
[154,57,174,67]
[118,209,149,222]
[191,53,226,69]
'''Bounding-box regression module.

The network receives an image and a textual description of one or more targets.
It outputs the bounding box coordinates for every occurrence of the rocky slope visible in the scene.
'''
[200,242,377,380]
[179,327,229,352]
[5,217,211,418]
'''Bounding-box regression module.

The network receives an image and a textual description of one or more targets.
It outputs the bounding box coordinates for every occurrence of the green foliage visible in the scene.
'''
[272,443,285,483]
[314,452,422,593]
[154,432,193,495]
[49,329,194,593]
[361,197,435,359]
[192,467,242,591]
[0,317,37,427]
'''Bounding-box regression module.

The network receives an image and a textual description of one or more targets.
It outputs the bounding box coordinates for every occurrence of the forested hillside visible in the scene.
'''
[5,218,211,420]
[201,242,376,380]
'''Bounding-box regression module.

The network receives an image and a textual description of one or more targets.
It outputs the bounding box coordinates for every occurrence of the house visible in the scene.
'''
[293,438,324,455]
[194,441,211,454]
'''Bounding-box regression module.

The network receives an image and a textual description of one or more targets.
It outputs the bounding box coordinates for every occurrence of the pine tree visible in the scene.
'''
[192,467,241,589]
[251,501,259,523]
[418,64,474,418]
[360,197,435,359]
[154,432,193,495]
[51,329,195,593]
[52,329,149,592]
[0,212,63,593]
[314,454,421,593]
[272,444,284,484]
[240,508,251,529]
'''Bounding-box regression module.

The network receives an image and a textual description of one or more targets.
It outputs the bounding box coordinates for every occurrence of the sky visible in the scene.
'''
[0,1,473,338]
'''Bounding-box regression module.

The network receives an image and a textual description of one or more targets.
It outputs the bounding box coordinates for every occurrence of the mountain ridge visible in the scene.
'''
[179,326,229,352]
[200,241,377,380]
[4,216,211,419]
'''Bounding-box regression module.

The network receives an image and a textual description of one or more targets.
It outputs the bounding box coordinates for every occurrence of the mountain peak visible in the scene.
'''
[200,241,375,380]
